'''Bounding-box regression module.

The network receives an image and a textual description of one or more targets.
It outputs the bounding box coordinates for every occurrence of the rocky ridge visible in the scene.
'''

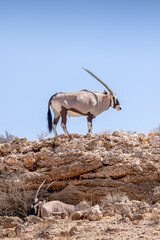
[0,131,160,206]
[0,132,160,239]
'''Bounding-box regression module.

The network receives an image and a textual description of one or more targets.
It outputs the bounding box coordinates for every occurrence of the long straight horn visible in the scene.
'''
[83,68,114,95]
[34,180,46,202]
[38,180,57,200]
[45,180,57,192]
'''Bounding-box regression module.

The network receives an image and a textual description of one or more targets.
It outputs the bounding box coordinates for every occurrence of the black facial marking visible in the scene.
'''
[29,207,35,215]
[113,96,120,106]
[115,98,120,106]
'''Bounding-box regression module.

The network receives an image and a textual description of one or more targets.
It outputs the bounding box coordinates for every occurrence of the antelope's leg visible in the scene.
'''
[87,113,93,133]
[52,113,60,136]
[60,108,69,135]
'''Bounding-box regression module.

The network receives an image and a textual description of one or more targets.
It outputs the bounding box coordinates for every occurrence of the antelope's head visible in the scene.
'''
[110,94,122,111]
[30,180,56,216]
[83,68,122,111]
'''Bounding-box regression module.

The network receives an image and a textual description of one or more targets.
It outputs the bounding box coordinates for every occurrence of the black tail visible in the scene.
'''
[47,101,52,132]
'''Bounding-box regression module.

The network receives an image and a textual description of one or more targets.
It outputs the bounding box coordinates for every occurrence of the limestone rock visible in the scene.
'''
[88,205,103,221]
[71,211,83,220]
[0,132,160,213]
[131,213,143,221]
[75,200,90,211]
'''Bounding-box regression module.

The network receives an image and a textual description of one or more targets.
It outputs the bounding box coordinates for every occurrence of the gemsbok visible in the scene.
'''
[30,180,75,218]
[47,68,122,136]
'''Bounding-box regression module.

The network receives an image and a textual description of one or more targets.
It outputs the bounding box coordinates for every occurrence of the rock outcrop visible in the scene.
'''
[0,132,160,208]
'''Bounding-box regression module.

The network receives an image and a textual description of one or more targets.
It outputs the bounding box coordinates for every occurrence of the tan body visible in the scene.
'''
[50,91,111,117]
[37,200,75,218]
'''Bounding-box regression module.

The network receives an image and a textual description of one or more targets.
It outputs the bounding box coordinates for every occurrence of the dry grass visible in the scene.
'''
[100,191,129,207]
[0,131,16,143]
[0,175,33,218]
[150,125,160,133]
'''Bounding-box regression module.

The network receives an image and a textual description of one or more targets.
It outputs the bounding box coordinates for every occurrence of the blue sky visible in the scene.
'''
[0,0,160,140]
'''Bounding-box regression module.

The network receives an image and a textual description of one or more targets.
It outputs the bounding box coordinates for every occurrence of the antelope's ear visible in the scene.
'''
[43,199,47,204]
[103,90,108,95]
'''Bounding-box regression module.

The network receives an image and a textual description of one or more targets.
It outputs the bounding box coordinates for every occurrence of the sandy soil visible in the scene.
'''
[2,213,160,240]
[38,214,160,240]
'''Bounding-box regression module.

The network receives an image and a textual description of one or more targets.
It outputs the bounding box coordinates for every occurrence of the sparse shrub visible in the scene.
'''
[0,131,16,143]
[101,191,129,207]
[151,125,160,133]
[125,130,137,135]
[100,191,129,212]
[0,175,33,218]
[37,131,48,141]
[100,192,132,219]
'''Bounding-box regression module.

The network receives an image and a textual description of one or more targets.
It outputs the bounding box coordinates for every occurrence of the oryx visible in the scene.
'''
[30,180,75,218]
[47,68,122,136]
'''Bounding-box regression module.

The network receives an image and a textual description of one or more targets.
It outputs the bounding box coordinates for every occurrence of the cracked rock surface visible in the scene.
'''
[0,132,160,204]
